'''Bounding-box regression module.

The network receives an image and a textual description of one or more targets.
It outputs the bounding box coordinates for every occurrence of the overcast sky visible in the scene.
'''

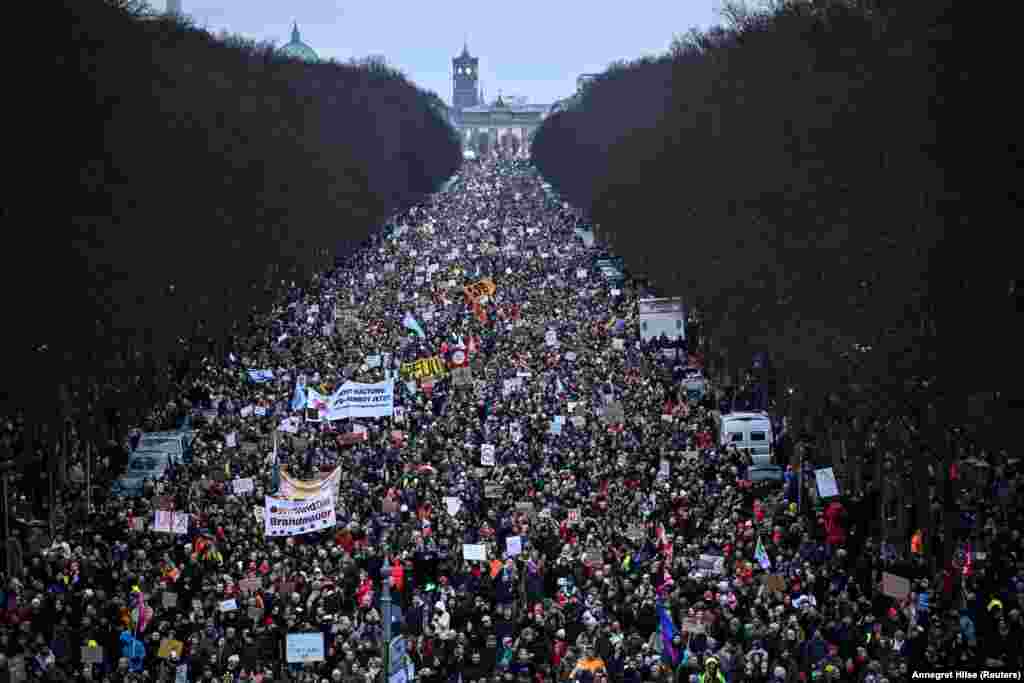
[172,0,722,106]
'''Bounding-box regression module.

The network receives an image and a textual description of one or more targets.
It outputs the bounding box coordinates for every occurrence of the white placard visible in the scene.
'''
[171,512,189,535]
[225,432,237,448]
[233,478,254,495]
[444,497,462,516]
[153,510,173,533]
[481,444,496,465]
[506,536,523,557]
[545,330,557,347]
[219,599,238,612]
[815,468,840,498]
[576,268,587,279]
[463,544,487,562]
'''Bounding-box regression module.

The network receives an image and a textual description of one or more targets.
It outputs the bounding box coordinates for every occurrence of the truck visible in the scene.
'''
[638,297,686,343]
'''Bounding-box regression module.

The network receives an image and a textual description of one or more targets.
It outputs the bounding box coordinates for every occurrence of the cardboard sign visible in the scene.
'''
[383,498,399,514]
[239,577,263,593]
[485,484,502,499]
[762,574,786,594]
[158,639,185,659]
[603,402,625,424]
[163,592,178,608]
[681,618,706,634]
[451,366,473,386]
[81,646,104,664]
[8,655,25,682]
[515,502,535,517]
[881,572,910,600]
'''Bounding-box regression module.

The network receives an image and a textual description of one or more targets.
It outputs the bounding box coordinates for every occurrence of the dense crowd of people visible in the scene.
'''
[1,159,1022,683]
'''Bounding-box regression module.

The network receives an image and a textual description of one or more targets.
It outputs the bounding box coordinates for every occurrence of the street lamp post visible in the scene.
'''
[381,568,392,682]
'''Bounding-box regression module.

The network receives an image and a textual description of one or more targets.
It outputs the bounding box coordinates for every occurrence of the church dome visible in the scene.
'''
[280,22,319,62]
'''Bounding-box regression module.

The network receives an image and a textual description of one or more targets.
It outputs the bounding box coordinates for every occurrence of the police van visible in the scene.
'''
[718,411,774,465]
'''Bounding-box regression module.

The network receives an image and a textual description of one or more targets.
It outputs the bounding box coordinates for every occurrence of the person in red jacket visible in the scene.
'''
[821,502,847,547]
[391,555,405,593]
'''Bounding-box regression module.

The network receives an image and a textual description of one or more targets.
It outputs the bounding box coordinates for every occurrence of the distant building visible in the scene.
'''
[445,44,549,157]
[279,22,319,62]
[452,43,481,114]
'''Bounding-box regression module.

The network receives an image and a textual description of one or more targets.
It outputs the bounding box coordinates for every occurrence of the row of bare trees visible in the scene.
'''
[532,0,1012,566]
[3,0,460,467]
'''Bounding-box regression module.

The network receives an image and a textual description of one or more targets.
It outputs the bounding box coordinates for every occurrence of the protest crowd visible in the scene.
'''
[1,159,1023,683]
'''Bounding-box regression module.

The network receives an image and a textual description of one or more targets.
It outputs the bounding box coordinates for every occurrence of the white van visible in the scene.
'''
[719,412,774,465]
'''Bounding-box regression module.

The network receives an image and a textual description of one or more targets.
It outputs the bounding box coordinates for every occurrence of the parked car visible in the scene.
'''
[113,451,172,497]
[748,465,785,494]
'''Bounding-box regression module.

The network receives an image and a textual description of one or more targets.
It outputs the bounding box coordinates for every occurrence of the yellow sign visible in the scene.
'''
[400,356,448,381]
[158,639,184,659]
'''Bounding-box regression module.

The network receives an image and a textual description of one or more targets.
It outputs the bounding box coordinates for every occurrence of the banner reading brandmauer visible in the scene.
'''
[264,490,336,537]
[324,380,395,419]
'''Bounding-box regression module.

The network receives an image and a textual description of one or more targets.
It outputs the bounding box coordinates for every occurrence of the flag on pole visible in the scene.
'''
[755,535,771,570]
[402,312,426,338]
[271,431,280,494]
[291,374,307,411]
[656,598,677,663]
[133,586,150,634]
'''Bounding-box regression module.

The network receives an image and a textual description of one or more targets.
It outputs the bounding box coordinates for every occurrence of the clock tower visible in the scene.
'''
[452,43,480,112]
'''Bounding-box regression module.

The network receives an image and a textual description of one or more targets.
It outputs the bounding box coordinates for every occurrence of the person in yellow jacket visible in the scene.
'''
[698,656,726,683]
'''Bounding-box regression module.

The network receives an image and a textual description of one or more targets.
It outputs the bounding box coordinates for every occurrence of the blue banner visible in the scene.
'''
[248,369,275,383]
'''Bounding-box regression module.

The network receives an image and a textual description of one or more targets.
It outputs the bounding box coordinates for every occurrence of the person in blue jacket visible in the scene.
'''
[119,630,146,673]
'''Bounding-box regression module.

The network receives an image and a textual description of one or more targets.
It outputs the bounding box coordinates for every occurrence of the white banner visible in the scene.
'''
[325,380,395,420]
[264,490,337,537]
[279,467,342,500]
